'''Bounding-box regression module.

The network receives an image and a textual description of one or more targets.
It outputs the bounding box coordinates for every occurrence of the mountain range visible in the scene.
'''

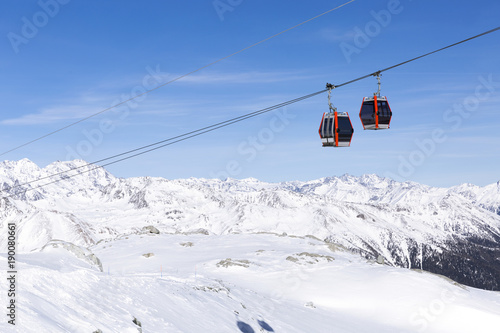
[2,158,500,291]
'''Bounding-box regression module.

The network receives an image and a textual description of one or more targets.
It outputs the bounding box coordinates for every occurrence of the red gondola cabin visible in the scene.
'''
[319,111,354,147]
[359,95,392,130]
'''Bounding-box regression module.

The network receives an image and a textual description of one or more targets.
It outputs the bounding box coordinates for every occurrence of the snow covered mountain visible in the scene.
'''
[2,159,500,332]
[1,159,500,291]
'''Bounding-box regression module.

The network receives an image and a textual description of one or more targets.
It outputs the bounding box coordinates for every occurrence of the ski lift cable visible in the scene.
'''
[1,25,499,198]
[4,90,324,192]
[0,0,357,158]
[1,91,324,199]
[332,26,500,89]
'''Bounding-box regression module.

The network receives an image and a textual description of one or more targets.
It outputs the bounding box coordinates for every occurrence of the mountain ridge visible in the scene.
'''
[1,159,500,290]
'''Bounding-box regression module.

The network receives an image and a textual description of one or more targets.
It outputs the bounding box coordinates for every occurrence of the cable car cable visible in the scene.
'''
[0,0,357,158]
[331,26,500,89]
[2,90,325,197]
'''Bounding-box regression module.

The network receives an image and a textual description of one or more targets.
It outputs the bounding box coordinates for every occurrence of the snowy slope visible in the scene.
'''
[1,159,500,290]
[1,233,500,333]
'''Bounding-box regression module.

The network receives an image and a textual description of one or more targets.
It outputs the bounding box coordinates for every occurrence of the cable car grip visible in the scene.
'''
[326,83,337,113]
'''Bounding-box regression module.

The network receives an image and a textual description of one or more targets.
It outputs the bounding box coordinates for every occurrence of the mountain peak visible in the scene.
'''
[0,157,39,170]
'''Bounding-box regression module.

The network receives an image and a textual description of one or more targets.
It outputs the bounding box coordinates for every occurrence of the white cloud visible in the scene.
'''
[1,69,321,126]
[177,70,320,85]
[1,105,102,126]
[316,27,356,42]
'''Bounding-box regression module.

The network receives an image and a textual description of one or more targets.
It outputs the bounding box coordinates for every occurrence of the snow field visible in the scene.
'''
[1,233,499,332]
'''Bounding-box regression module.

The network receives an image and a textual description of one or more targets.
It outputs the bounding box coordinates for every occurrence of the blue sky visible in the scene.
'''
[1,0,499,187]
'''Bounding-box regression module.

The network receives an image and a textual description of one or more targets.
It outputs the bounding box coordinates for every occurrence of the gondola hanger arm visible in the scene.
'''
[326,83,337,112]
[372,72,382,97]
